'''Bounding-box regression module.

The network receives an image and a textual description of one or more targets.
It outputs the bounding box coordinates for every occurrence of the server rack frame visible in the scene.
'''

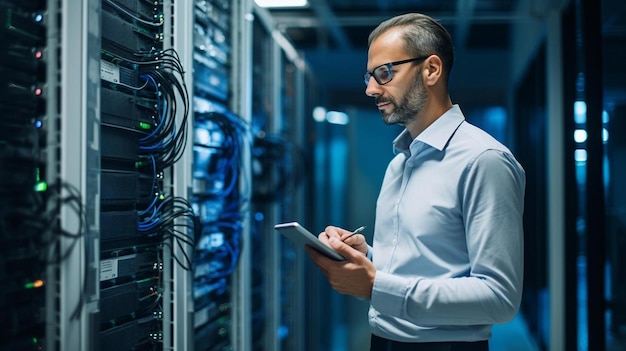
[164,0,196,349]
[48,1,102,350]
[231,0,255,350]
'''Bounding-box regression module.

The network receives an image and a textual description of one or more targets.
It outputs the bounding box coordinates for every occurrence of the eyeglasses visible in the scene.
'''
[363,56,430,86]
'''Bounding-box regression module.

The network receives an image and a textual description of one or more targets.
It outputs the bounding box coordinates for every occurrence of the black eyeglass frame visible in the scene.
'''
[363,55,430,86]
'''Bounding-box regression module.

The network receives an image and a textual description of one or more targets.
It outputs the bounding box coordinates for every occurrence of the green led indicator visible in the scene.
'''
[33,168,47,192]
[139,122,152,130]
[34,181,47,192]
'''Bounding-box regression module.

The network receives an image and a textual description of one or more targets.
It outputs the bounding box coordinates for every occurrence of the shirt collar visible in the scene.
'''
[393,104,465,156]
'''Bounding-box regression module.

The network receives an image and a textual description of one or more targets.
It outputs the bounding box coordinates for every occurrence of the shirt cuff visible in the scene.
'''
[371,270,412,317]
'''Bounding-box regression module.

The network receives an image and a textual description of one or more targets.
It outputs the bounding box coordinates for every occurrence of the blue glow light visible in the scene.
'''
[326,111,349,125]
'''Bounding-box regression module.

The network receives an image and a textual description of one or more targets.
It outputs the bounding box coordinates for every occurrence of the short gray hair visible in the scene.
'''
[368,13,455,83]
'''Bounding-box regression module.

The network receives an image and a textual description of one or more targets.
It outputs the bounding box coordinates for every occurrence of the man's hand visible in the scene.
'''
[321,225,369,256]
[305,226,375,298]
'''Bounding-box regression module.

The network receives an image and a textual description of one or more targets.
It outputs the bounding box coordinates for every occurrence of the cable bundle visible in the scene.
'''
[137,49,190,169]
[190,110,248,294]
[100,48,196,270]
[0,179,90,321]
[194,219,242,282]
[193,110,249,204]
[0,179,86,265]
[137,188,200,272]
[100,44,190,170]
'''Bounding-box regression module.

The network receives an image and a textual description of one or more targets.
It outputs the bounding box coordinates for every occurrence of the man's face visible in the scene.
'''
[377,70,427,126]
[365,28,427,126]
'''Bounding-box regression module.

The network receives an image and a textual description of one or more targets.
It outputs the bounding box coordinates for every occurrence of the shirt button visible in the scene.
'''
[392,239,397,245]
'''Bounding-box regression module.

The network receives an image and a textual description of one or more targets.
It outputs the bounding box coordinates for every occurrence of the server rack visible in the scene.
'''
[191,1,253,350]
[98,1,195,351]
[249,5,308,351]
[0,1,311,350]
[0,0,57,349]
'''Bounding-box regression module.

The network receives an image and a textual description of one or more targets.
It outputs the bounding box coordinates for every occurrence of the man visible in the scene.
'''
[306,13,526,351]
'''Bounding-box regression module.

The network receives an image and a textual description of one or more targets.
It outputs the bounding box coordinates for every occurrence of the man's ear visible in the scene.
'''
[422,55,444,86]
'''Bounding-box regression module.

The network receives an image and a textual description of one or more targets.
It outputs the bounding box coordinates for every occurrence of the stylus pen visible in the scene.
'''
[342,225,366,242]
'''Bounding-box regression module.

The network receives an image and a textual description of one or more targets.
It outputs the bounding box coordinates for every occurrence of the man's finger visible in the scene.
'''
[328,237,365,262]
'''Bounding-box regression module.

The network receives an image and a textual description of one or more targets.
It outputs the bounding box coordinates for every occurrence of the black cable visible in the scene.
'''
[102,49,191,170]
[138,195,199,271]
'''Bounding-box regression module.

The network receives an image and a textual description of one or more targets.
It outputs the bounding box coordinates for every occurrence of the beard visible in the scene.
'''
[377,74,427,126]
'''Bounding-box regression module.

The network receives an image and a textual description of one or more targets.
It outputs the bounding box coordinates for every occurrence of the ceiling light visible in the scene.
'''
[254,0,308,8]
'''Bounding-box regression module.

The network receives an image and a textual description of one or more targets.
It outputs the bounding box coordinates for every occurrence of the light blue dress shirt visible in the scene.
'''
[368,105,526,342]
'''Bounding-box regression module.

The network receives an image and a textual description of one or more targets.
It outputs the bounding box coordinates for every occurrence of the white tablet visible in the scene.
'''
[274,222,346,261]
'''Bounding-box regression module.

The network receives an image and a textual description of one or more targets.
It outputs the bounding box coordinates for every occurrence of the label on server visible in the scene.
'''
[100,257,119,281]
[100,60,120,84]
